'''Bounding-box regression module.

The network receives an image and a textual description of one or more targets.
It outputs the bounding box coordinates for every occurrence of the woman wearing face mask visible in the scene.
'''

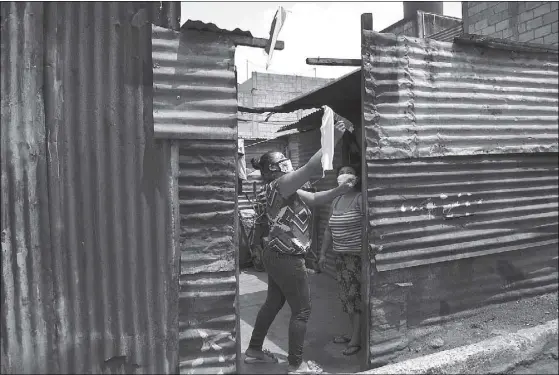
[244,120,353,374]
[318,165,363,356]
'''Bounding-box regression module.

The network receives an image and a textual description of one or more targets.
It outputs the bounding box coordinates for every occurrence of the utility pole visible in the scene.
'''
[246,59,249,82]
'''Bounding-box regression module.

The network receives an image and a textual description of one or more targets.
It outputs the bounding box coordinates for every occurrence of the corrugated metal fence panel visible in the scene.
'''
[1,3,55,373]
[2,2,180,373]
[362,31,559,160]
[153,22,239,374]
[45,3,179,373]
[152,25,237,140]
[367,241,558,367]
[368,154,558,271]
[178,140,237,374]
[426,22,463,42]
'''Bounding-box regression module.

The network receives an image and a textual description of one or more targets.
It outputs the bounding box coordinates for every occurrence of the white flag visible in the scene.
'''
[265,6,287,69]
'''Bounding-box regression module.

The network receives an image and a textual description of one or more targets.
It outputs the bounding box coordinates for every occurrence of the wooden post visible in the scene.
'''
[360,12,373,373]
[305,57,361,66]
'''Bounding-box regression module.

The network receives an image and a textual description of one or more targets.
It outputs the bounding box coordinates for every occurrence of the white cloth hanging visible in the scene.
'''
[320,105,335,177]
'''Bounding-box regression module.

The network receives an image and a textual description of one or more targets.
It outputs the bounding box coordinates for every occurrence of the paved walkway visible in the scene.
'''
[239,268,362,374]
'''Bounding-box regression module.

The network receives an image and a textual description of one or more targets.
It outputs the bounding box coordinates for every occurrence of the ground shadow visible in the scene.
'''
[239,268,362,374]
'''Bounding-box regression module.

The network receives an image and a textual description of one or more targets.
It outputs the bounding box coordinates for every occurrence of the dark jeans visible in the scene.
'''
[248,247,311,367]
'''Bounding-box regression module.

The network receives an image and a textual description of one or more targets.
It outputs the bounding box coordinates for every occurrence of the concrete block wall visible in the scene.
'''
[382,18,417,37]
[237,72,331,139]
[463,1,558,46]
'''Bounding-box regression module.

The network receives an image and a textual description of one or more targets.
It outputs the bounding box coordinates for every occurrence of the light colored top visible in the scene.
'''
[328,193,363,254]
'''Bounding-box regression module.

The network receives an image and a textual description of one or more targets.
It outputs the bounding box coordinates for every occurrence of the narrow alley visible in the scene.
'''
[239,269,362,374]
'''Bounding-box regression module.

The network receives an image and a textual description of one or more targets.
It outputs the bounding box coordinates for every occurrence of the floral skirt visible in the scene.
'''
[335,253,362,314]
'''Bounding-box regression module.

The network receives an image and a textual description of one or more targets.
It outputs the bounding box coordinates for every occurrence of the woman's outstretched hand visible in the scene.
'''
[334,120,348,144]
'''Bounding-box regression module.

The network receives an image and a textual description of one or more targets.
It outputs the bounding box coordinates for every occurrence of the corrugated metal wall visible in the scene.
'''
[362,30,558,367]
[177,141,237,374]
[2,2,180,373]
[368,155,558,271]
[152,25,237,140]
[1,3,53,373]
[151,24,239,374]
[363,31,558,159]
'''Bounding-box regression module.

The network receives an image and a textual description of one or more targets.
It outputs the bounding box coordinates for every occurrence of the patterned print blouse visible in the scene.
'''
[264,179,312,256]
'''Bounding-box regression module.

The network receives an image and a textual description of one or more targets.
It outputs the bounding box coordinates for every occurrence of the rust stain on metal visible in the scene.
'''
[1,3,54,373]
[177,141,237,374]
[2,2,180,373]
[152,24,238,140]
[151,24,239,374]
[367,155,558,271]
[362,28,558,369]
[362,31,558,159]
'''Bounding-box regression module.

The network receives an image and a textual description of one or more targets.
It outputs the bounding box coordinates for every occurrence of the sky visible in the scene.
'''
[181,1,463,83]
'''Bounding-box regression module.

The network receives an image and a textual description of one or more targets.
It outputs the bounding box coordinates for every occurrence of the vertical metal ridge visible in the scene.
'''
[1,2,54,373]
[3,2,179,373]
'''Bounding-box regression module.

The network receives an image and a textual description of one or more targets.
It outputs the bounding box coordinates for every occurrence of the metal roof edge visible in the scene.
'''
[238,68,361,114]
[456,33,559,55]
[181,19,253,37]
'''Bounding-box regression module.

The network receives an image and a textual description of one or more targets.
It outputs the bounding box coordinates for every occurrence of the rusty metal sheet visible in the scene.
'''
[1,3,55,373]
[2,2,180,373]
[362,31,559,159]
[152,25,237,140]
[367,244,558,367]
[367,154,558,271]
[426,22,463,42]
[177,140,237,374]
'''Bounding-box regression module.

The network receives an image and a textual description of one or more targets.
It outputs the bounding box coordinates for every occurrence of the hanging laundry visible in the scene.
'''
[320,106,335,177]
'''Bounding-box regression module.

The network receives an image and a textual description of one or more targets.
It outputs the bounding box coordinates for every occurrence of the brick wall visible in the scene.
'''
[463,1,558,46]
[237,72,331,139]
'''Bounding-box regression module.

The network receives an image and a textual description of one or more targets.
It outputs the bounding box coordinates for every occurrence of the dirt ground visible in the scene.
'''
[398,292,558,363]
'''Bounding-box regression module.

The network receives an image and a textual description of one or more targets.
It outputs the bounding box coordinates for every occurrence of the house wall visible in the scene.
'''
[463,1,558,46]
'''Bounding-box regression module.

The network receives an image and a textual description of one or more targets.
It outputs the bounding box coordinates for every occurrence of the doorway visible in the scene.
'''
[235,131,366,375]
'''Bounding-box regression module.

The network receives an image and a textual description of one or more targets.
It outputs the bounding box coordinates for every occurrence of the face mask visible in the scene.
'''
[271,159,293,173]
[337,173,357,187]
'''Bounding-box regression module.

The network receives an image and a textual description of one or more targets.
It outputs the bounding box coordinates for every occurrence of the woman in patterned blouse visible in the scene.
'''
[244,120,353,374]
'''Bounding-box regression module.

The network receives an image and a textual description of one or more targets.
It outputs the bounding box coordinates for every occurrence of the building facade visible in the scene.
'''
[463,1,558,46]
